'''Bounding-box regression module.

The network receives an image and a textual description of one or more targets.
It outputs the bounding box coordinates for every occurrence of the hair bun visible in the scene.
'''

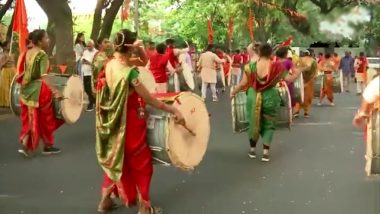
[114,29,137,54]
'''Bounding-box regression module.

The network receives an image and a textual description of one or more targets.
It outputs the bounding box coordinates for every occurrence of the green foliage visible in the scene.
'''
[71,0,376,51]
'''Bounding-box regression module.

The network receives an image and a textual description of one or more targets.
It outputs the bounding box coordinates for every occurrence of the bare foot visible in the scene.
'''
[138,206,163,214]
[97,197,118,213]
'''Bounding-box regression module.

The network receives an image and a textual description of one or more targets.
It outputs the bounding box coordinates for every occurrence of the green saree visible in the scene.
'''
[20,49,49,107]
[245,62,288,145]
[95,64,139,181]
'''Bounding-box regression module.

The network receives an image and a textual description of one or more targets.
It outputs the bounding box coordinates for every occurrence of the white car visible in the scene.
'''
[367,57,380,69]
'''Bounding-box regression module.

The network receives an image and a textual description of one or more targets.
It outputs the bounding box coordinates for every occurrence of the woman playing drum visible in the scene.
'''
[230,44,303,162]
[96,29,185,214]
[17,29,64,156]
[353,76,380,176]
[318,53,336,106]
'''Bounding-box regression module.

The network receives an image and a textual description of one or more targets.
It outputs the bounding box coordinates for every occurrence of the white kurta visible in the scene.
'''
[197,51,224,84]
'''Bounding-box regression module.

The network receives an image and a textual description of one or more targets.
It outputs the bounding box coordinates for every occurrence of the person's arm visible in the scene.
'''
[173,48,190,56]
[128,46,148,67]
[214,54,225,64]
[230,72,248,98]
[197,55,202,72]
[131,74,185,124]
[166,61,177,74]
[284,65,307,82]
[353,77,379,127]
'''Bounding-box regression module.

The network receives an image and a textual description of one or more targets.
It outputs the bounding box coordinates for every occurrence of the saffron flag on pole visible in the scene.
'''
[208,19,214,45]
[247,10,254,42]
[12,0,28,54]
[121,0,131,22]
[228,17,233,50]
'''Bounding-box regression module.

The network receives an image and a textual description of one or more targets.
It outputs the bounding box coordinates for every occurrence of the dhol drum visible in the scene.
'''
[192,73,202,96]
[314,71,343,97]
[146,92,210,170]
[314,74,323,97]
[10,74,84,124]
[181,62,195,90]
[168,72,192,93]
[293,72,304,103]
[9,76,21,116]
[41,74,84,124]
[366,110,380,176]
[276,83,292,129]
[332,70,343,93]
[230,84,291,133]
[216,68,225,89]
[231,88,249,133]
[138,66,157,93]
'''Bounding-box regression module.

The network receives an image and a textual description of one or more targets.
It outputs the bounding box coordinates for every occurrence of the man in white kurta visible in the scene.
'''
[197,46,225,101]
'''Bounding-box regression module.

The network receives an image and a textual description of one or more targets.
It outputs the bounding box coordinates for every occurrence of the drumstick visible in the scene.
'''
[180,123,196,136]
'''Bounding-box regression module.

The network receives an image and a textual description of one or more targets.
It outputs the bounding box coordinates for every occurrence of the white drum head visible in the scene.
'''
[9,75,21,117]
[167,92,210,170]
[282,83,293,125]
[294,72,304,103]
[138,66,156,93]
[182,63,195,90]
[367,68,378,84]
[61,75,84,124]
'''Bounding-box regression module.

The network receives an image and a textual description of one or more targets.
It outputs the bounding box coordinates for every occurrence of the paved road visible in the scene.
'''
[0,90,379,214]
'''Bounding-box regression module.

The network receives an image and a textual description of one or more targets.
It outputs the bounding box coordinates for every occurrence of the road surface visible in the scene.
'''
[0,91,379,214]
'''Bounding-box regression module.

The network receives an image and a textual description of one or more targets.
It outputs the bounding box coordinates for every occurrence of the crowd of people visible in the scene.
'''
[1,27,378,213]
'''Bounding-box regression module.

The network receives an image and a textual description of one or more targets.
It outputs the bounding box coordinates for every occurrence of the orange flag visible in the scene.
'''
[248,10,254,42]
[12,0,28,54]
[228,17,233,49]
[121,0,131,22]
[208,19,214,45]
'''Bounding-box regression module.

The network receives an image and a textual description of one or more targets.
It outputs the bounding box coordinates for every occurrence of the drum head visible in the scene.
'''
[61,75,83,124]
[314,74,323,98]
[167,92,210,170]
[138,66,156,93]
[9,76,21,117]
[276,84,292,128]
[167,74,175,92]
[367,68,378,84]
[182,64,195,90]
[294,72,304,103]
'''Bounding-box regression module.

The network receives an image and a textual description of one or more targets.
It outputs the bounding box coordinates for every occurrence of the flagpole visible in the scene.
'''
[9,32,14,56]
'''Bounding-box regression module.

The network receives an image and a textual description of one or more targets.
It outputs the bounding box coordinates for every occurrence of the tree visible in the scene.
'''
[309,0,356,14]
[36,0,74,66]
[0,0,13,21]
[90,0,124,44]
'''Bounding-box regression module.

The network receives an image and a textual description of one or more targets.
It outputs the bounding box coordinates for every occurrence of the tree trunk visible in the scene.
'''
[90,0,105,44]
[0,0,13,21]
[133,0,139,32]
[98,0,124,42]
[36,0,74,67]
[282,0,310,35]
[46,20,56,56]
[6,10,14,42]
